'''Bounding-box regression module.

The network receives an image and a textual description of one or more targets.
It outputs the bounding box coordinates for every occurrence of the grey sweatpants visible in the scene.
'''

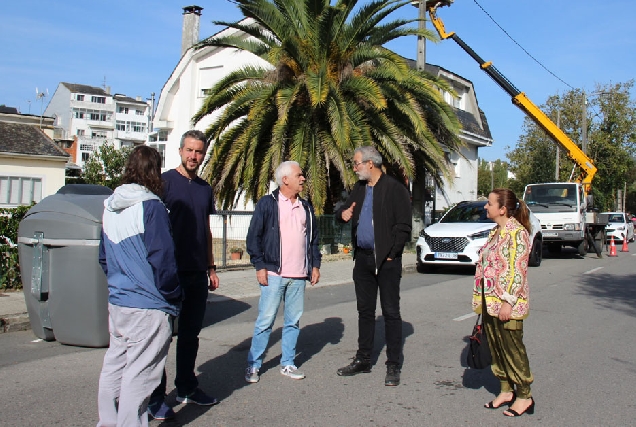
[97,303,172,427]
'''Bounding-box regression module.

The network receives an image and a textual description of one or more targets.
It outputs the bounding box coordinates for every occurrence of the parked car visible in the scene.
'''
[415,200,543,272]
[602,212,634,243]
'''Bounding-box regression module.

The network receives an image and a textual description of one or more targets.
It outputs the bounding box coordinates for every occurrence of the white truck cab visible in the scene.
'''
[523,182,589,255]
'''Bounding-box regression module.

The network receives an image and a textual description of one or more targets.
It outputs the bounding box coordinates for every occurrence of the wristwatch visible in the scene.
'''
[208,265,217,271]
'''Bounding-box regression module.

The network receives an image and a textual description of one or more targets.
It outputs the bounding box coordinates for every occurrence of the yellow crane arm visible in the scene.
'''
[426,1,597,192]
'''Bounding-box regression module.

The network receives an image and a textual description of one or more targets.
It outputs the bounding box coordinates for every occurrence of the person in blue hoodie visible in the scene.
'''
[97,146,182,427]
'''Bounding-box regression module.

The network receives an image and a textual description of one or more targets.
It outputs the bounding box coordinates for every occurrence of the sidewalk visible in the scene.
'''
[0,252,417,334]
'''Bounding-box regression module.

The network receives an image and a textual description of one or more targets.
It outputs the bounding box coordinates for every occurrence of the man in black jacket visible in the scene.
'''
[335,146,412,386]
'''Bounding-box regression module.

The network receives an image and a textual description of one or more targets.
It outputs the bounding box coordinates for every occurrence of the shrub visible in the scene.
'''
[0,204,32,290]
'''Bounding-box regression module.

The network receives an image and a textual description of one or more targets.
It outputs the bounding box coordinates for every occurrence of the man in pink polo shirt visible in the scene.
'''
[244,161,321,383]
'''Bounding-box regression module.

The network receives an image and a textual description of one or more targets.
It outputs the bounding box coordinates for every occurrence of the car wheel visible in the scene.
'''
[528,237,542,267]
[577,239,588,256]
[547,243,562,254]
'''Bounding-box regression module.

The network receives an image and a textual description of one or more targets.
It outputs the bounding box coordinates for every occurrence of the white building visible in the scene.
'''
[0,108,69,207]
[152,6,493,229]
[44,83,151,169]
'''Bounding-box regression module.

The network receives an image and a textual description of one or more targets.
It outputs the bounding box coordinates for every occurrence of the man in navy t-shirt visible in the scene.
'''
[149,130,220,420]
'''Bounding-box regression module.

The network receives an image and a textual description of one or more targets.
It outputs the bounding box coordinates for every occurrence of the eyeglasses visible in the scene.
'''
[352,160,369,168]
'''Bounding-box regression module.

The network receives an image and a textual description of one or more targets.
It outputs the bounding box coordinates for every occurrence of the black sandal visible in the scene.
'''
[484,392,515,409]
[503,398,535,417]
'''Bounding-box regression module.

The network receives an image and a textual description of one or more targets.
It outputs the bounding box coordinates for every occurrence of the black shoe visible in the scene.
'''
[385,365,400,386]
[337,358,371,376]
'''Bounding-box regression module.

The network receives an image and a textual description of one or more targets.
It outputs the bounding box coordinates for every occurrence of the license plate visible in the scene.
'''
[543,232,558,237]
[435,252,458,260]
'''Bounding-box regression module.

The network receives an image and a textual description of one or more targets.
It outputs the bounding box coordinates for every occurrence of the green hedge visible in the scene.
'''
[0,204,32,290]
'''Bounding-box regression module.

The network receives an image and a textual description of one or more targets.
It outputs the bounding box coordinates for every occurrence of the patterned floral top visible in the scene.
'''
[472,216,530,319]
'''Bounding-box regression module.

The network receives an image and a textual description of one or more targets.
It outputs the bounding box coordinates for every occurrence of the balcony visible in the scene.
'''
[154,120,174,130]
[115,130,147,142]
[70,99,115,111]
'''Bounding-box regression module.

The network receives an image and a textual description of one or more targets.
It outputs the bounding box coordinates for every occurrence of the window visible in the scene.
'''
[158,130,169,141]
[132,122,146,133]
[76,94,84,101]
[76,129,85,136]
[201,88,213,97]
[91,131,107,139]
[0,176,42,207]
[81,152,90,162]
[135,109,144,116]
[148,144,166,168]
[73,108,85,119]
[118,106,129,114]
[79,143,94,151]
[91,96,106,104]
[116,121,126,131]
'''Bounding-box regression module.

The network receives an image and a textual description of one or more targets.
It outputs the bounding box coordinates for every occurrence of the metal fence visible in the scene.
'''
[211,211,352,269]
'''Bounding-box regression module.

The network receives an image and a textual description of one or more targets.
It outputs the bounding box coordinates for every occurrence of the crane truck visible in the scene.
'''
[425,0,606,257]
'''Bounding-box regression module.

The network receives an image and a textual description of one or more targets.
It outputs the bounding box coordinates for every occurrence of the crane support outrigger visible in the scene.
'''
[426,0,606,257]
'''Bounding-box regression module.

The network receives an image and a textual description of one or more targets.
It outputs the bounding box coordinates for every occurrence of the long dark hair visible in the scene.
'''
[121,146,163,196]
[491,188,531,233]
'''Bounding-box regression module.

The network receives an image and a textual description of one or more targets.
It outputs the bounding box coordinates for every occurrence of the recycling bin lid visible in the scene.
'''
[22,191,111,224]
[57,184,113,196]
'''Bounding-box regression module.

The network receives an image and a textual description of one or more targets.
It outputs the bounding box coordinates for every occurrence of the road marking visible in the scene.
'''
[584,267,604,275]
[31,339,43,343]
[453,312,477,321]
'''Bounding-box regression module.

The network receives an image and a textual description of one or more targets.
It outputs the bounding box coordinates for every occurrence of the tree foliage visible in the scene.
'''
[507,81,636,211]
[82,143,132,189]
[193,0,463,214]
[477,159,511,197]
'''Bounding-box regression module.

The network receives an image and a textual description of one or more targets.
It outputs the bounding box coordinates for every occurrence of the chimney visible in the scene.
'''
[105,86,111,95]
[136,96,142,101]
[182,5,203,56]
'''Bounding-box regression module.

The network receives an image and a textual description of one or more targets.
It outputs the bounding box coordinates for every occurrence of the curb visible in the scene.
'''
[1,313,30,334]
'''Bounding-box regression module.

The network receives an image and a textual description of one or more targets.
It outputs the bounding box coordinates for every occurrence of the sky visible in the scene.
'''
[1,0,635,162]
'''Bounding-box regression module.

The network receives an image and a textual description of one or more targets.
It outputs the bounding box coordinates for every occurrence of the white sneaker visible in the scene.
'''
[280,365,305,380]
[245,367,260,383]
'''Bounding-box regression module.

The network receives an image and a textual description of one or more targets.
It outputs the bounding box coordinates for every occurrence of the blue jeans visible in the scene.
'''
[247,276,306,369]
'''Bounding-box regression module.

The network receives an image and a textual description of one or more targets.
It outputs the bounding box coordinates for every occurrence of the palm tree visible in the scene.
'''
[194,0,463,214]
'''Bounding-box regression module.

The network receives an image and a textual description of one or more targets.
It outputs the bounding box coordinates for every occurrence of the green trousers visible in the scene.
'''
[483,312,534,399]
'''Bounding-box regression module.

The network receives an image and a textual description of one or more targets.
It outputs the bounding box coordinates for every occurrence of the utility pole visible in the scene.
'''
[582,90,588,154]
[415,0,426,71]
[489,161,494,191]
[413,1,435,221]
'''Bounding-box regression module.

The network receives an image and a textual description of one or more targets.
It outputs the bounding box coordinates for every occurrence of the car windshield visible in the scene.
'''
[440,202,493,223]
[607,214,625,223]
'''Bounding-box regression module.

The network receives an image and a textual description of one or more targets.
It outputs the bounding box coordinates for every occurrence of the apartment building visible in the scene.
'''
[44,83,151,169]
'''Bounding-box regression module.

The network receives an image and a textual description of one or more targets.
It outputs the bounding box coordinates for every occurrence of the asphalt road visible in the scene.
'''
[1,249,635,426]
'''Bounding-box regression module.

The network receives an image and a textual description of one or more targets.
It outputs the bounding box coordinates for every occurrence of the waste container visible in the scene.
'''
[17,184,113,347]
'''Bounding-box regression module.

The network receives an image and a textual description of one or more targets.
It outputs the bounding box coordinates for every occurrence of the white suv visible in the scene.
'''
[602,212,634,243]
[416,200,543,272]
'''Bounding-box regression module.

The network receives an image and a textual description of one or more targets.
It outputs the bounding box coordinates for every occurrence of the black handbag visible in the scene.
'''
[466,314,491,369]
[466,279,492,369]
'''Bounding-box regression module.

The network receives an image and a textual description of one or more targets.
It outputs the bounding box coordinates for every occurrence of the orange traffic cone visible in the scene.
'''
[608,235,618,257]
[621,235,629,252]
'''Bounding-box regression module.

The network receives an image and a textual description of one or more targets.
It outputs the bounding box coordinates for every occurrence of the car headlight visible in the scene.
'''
[617,225,625,231]
[563,223,580,231]
[468,229,491,240]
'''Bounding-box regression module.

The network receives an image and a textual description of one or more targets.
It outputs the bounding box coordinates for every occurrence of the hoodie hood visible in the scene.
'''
[105,183,160,212]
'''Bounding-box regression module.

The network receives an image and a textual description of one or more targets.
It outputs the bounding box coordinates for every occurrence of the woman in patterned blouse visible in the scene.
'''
[473,188,535,417]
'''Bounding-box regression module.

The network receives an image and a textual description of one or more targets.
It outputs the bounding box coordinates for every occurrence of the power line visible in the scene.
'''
[472,0,574,89]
